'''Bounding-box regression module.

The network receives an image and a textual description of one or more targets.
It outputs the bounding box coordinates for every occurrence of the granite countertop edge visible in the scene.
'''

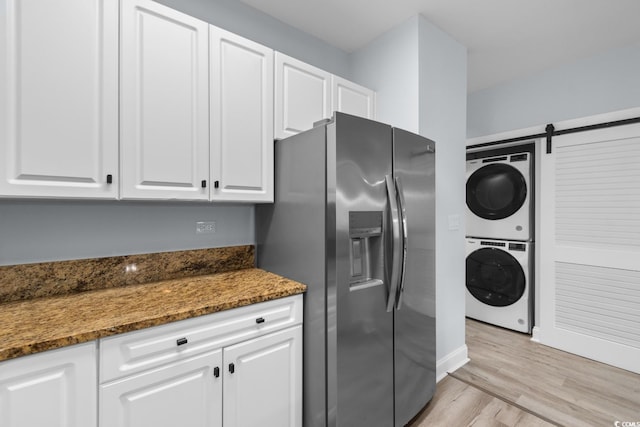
[0,268,306,363]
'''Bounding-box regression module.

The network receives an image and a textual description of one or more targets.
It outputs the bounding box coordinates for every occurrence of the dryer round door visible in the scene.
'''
[466,247,525,307]
[466,163,527,220]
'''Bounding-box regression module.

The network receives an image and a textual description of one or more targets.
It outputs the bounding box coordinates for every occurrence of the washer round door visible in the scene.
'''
[466,247,525,307]
[466,163,527,220]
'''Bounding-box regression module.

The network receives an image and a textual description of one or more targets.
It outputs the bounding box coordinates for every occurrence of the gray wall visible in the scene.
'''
[350,18,419,132]
[0,201,254,265]
[351,16,468,367]
[467,43,640,138]
[418,16,468,367]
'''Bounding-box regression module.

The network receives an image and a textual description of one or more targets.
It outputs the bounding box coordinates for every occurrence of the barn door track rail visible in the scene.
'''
[467,116,640,153]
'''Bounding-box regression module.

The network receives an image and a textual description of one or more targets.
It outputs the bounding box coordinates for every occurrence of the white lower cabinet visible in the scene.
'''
[0,296,302,427]
[100,328,301,427]
[100,349,223,427]
[99,295,303,427]
[223,326,302,427]
[0,342,97,427]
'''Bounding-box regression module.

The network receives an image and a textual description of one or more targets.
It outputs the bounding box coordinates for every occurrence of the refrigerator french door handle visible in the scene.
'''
[395,176,408,310]
[385,174,401,312]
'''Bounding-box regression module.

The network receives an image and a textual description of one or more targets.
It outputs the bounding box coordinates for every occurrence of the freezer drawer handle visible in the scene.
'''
[176,337,188,346]
[229,363,235,374]
[255,317,265,324]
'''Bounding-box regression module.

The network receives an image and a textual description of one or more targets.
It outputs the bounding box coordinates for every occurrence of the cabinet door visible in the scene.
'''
[100,349,222,427]
[0,343,97,427]
[223,326,302,427]
[332,75,376,120]
[0,0,118,198]
[275,53,331,139]
[210,27,274,202]
[120,0,209,200]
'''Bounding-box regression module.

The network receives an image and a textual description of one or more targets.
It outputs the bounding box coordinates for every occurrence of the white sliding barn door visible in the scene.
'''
[539,123,640,374]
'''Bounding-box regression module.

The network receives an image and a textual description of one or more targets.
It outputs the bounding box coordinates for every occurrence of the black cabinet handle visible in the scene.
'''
[106,174,113,184]
[214,180,219,189]
[256,317,265,324]
[214,367,220,378]
[176,337,188,346]
[229,363,235,374]
[201,180,207,188]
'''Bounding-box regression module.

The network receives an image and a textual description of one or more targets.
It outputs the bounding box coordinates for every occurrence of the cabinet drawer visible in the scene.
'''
[100,295,302,383]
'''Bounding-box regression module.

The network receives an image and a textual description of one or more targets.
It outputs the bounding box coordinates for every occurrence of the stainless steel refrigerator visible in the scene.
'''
[257,112,435,427]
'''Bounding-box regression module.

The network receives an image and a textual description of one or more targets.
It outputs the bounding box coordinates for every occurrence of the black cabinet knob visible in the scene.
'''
[255,317,265,324]
[214,180,219,189]
[106,174,113,184]
[201,180,207,188]
[176,337,188,346]
[229,363,235,374]
[214,367,220,378]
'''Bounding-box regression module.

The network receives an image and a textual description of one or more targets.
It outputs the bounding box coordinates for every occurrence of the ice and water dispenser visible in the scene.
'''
[348,211,384,291]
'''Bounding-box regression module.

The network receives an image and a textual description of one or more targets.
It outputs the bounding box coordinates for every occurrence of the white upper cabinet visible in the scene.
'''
[0,0,118,198]
[120,0,209,200]
[1,0,374,202]
[210,27,274,202]
[275,52,332,140]
[332,75,376,120]
[275,52,376,140]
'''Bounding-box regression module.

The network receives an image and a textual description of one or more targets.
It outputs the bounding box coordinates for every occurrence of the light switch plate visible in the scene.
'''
[448,214,460,230]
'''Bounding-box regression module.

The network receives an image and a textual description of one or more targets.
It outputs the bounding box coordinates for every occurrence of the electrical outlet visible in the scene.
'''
[196,221,216,234]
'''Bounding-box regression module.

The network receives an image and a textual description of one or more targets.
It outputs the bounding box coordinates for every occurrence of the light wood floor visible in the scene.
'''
[411,319,640,426]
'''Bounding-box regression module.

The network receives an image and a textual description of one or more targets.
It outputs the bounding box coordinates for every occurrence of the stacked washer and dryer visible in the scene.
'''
[465,145,535,333]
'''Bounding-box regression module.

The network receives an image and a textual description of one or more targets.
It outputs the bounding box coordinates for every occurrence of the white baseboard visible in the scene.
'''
[530,326,541,343]
[436,345,469,382]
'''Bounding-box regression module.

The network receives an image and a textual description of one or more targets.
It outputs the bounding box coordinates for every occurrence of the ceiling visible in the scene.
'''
[237,0,640,92]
